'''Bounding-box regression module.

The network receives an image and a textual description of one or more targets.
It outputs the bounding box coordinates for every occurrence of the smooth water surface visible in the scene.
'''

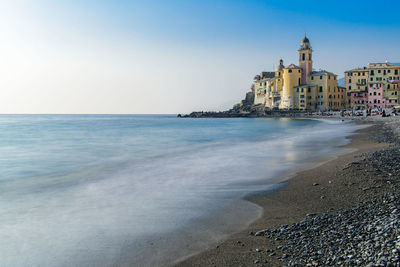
[0,115,359,266]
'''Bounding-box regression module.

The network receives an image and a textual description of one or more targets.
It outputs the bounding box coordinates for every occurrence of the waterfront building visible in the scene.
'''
[253,72,274,105]
[253,37,342,111]
[350,90,368,110]
[368,62,400,107]
[368,83,386,109]
[338,86,347,109]
[344,62,400,110]
[344,67,368,109]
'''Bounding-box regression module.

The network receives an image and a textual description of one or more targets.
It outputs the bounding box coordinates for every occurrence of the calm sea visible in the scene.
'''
[0,115,359,266]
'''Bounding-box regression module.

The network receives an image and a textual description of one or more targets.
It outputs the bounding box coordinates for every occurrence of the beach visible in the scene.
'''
[175,116,400,266]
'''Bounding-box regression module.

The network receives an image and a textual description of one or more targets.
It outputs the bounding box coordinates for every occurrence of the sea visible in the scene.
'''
[0,115,360,266]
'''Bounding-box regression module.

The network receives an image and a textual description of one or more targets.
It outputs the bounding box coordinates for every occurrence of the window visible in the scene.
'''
[296,88,299,92]
[320,76,323,79]
[378,70,381,74]
[319,86,323,92]
[384,70,386,75]
[301,88,304,93]
[298,78,301,84]
[308,88,311,93]
[289,69,292,73]
[374,92,376,96]
[396,70,399,75]
[388,70,391,73]
[349,86,352,90]
[302,53,305,60]
[370,78,373,81]
[311,76,314,80]
[370,70,374,75]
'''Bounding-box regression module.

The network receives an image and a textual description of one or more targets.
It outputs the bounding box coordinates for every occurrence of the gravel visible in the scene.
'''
[253,117,400,266]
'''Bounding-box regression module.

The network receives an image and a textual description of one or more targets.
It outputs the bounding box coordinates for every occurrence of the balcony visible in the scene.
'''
[388,79,400,84]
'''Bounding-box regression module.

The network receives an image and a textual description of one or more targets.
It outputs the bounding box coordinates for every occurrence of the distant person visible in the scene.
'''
[382,110,386,117]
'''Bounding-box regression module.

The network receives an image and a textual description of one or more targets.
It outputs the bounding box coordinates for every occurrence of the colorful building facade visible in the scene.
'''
[253,37,344,111]
[345,62,400,109]
[367,83,386,109]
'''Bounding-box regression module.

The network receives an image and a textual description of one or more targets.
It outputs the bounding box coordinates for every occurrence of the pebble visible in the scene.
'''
[251,118,400,266]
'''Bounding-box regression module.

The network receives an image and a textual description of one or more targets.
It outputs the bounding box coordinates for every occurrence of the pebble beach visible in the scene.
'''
[175,115,400,267]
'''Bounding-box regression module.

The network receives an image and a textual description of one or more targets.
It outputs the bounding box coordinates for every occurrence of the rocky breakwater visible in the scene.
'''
[180,87,271,118]
[250,118,400,266]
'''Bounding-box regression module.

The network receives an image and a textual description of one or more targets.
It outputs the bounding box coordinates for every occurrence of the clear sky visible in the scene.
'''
[1,0,399,114]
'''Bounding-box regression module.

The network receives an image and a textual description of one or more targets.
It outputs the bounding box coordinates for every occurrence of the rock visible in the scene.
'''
[255,230,265,236]
[313,183,319,186]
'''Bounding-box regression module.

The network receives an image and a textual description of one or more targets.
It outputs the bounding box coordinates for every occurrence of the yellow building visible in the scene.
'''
[294,71,340,111]
[279,64,302,109]
[254,36,343,111]
[344,67,368,92]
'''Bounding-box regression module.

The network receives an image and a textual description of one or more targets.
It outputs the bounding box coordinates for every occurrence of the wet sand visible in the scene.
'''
[174,122,387,266]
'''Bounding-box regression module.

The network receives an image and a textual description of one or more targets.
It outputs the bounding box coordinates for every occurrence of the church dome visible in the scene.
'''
[300,36,311,49]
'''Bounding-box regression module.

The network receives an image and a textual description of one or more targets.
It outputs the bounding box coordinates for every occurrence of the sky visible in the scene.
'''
[0,0,399,114]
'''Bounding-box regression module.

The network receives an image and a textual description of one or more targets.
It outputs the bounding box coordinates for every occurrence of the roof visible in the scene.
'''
[285,64,301,69]
[344,67,368,73]
[302,36,310,43]
[369,62,400,69]
[260,72,275,79]
[309,70,336,76]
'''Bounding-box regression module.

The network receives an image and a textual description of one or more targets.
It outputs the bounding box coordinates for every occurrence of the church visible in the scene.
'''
[253,37,347,111]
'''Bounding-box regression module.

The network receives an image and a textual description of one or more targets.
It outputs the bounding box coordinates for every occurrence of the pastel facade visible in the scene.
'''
[253,37,343,111]
[368,63,400,105]
[344,62,400,109]
[344,68,368,109]
[368,83,386,109]
[350,91,368,110]
[280,64,302,109]
[253,72,275,106]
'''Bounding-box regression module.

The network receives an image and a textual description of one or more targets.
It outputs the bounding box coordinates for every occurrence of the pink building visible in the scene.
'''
[368,83,387,109]
[350,90,368,110]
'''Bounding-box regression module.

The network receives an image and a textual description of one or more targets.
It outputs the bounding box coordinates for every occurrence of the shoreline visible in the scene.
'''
[174,118,394,266]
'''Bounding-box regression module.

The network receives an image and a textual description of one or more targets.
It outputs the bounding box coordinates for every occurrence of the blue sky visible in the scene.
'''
[0,0,399,113]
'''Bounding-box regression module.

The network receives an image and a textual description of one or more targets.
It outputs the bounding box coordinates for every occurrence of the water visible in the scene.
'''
[0,115,359,266]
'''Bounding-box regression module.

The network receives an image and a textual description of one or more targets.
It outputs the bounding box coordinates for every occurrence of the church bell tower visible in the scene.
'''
[298,36,313,84]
